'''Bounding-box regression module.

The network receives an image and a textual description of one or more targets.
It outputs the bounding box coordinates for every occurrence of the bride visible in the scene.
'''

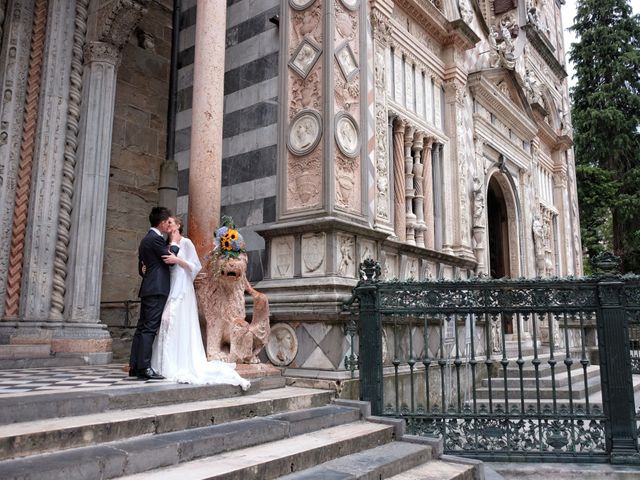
[150,216,250,390]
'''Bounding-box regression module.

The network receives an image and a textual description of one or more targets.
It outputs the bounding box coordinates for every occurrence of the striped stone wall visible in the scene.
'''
[175,0,280,281]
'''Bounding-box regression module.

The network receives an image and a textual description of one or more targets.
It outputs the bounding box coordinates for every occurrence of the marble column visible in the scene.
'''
[404,125,416,245]
[22,0,76,320]
[188,0,226,258]
[0,0,35,319]
[62,41,119,358]
[392,118,406,241]
[412,131,425,248]
[423,137,434,249]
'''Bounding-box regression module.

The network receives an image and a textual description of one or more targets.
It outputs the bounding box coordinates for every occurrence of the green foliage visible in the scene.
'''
[570,0,640,272]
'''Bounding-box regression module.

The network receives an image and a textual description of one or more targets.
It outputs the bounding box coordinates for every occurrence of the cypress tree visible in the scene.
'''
[569,0,640,272]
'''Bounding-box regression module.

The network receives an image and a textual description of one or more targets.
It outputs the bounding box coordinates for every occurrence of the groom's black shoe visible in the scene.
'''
[128,368,139,377]
[137,368,165,380]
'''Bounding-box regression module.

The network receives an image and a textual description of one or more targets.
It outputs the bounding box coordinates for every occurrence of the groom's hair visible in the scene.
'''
[149,207,172,227]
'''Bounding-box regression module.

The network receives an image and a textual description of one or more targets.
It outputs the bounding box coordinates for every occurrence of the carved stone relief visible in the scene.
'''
[288,148,322,208]
[289,37,322,79]
[382,252,398,279]
[302,232,326,275]
[290,0,317,10]
[337,234,355,277]
[334,112,359,157]
[335,42,358,82]
[291,70,321,112]
[265,322,298,366]
[404,257,419,280]
[339,0,358,10]
[271,236,295,279]
[335,3,357,41]
[336,151,357,209]
[288,109,322,156]
[458,0,473,24]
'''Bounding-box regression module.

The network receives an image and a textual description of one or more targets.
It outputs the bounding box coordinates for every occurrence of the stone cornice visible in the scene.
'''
[522,24,567,80]
[537,118,574,152]
[446,18,481,50]
[388,26,445,80]
[468,70,538,139]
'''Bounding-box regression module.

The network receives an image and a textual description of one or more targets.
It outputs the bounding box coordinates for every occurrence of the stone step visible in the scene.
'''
[475,376,602,400]
[482,365,601,388]
[0,345,51,359]
[386,459,475,480]
[117,421,394,480]
[0,405,364,480]
[0,386,335,460]
[0,375,289,424]
[0,356,86,370]
[276,441,432,479]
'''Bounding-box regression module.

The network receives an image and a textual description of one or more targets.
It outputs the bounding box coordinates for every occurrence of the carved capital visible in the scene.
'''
[100,0,150,50]
[371,8,392,42]
[84,41,121,65]
[393,117,406,134]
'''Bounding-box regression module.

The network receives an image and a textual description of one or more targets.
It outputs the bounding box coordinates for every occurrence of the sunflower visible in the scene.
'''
[222,239,232,250]
[228,229,239,241]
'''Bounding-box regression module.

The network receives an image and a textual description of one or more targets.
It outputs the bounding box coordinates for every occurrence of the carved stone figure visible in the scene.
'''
[524,69,544,106]
[195,253,270,364]
[265,323,298,367]
[532,212,546,276]
[472,176,485,228]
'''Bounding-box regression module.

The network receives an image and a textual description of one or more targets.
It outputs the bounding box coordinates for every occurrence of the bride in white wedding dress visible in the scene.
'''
[150,217,250,390]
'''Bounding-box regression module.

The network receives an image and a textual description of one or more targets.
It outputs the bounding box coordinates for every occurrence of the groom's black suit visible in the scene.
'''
[129,229,172,375]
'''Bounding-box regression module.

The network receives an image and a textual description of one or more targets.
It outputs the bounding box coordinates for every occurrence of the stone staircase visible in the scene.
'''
[0,375,482,479]
[475,349,640,405]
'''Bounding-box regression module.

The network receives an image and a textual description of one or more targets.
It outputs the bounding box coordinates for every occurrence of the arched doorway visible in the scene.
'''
[487,176,510,279]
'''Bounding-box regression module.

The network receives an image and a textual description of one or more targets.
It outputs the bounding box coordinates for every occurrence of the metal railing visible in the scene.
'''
[343,253,640,463]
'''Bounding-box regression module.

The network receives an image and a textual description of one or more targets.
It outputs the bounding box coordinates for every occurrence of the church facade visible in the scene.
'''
[0,0,581,369]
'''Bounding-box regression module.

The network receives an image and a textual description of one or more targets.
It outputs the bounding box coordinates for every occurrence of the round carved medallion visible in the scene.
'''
[265,323,298,367]
[289,0,316,10]
[288,109,322,156]
[340,0,359,11]
[334,112,359,157]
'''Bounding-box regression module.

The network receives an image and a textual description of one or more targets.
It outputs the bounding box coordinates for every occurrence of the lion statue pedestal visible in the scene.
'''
[195,252,270,364]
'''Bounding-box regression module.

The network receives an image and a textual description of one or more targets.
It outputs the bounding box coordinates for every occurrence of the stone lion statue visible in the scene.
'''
[195,252,270,364]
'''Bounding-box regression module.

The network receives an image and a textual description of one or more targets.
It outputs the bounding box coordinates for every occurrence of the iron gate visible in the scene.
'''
[344,254,640,463]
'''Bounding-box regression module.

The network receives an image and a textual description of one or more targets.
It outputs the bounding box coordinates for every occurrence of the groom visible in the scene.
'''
[129,206,173,380]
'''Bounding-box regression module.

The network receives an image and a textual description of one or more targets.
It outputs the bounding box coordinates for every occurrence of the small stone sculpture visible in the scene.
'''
[195,217,270,363]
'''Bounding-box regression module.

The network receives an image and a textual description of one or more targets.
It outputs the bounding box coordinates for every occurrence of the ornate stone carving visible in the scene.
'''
[370,9,392,43]
[289,37,322,79]
[334,73,359,112]
[458,0,473,24]
[532,211,546,276]
[4,0,47,318]
[335,3,357,40]
[271,236,294,278]
[524,69,545,107]
[302,233,325,275]
[195,253,270,364]
[288,148,321,207]
[288,109,322,156]
[488,22,516,69]
[336,152,357,209]
[291,70,321,111]
[334,112,359,157]
[50,0,90,319]
[292,1,322,43]
[84,41,120,66]
[337,234,355,277]
[100,0,150,50]
[266,323,298,366]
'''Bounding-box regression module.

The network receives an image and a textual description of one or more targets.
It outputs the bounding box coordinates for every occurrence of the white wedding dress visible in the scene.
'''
[151,237,250,390]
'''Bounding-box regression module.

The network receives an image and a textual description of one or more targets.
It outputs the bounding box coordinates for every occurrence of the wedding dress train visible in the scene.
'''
[151,237,250,390]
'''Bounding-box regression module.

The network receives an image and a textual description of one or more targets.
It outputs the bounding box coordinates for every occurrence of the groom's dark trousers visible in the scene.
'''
[130,230,172,374]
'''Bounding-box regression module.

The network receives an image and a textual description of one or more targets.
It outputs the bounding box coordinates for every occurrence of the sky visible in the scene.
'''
[561,0,640,86]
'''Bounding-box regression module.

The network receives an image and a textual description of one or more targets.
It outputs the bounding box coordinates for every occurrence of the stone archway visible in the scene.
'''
[487,175,511,279]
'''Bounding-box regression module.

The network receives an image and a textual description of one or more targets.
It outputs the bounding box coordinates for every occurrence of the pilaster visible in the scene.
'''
[0,0,35,319]
[422,137,434,249]
[392,117,406,241]
[22,0,77,320]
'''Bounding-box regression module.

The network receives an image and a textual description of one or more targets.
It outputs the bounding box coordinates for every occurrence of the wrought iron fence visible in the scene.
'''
[343,254,640,463]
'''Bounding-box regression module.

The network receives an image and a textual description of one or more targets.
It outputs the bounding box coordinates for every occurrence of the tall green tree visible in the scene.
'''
[570,0,640,273]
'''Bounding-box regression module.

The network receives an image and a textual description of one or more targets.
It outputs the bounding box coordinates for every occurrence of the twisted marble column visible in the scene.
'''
[404,125,416,245]
[422,137,434,249]
[392,118,406,241]
[412,131,425,248]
